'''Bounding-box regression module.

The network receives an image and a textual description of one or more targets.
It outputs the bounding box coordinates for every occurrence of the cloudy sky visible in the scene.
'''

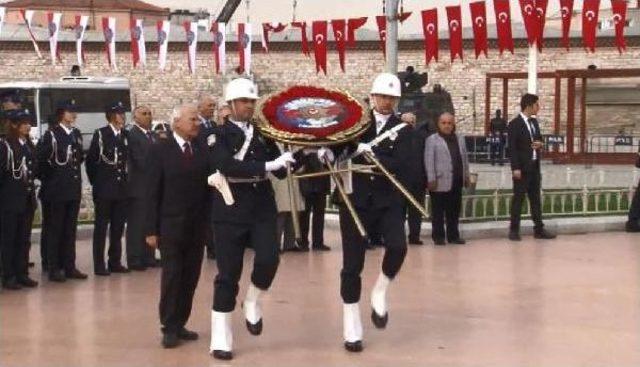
[146,0,613,34]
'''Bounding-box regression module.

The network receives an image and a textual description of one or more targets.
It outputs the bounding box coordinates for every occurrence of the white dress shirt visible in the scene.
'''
[519,112,537,161]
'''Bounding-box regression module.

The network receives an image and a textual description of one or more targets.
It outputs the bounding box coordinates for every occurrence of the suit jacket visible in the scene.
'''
[127,125,156,199]
[36,125,84,202]
[145,135,210,243]
[0,138,37,213]
[403,122,433,188]
[508,114,543,172]
[424,133,469,192]
[298,154,331,196]
[86,125,128,200]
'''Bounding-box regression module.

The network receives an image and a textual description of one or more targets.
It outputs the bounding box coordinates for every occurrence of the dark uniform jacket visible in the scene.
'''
[508,114,542,172]
[36,125,84,202]
[86,125,128,200]
[0,138,37,213]
[126,124,156,199]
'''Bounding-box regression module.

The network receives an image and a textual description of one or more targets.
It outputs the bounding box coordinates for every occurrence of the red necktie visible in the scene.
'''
[183,142,193,160]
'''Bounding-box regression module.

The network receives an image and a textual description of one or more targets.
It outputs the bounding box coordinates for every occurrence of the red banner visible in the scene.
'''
[611,0,627,53]
[262,22,287,52]
[421,9,438,65]
[291,21,310,56]
[560,0,574,50]
[375,15,387,57]
[493,0,514,54]
[347,17,367,48]
[519,0,538,46]
[446,6,463,62]
[582,0,600,53]
[470,1,488,58]
[331,19,347,72]
[535,0,548,50]
[312,21,327,75]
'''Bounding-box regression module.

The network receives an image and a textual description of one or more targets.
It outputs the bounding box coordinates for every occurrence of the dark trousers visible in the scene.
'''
[628,181,640,223]
[46,200,80,273]
[490,138,506,164]
[300,193,327,248]
[126,197,155,267]
[429,185,463,242]
[159,222,204,334]
[510,163,544,232]
[0,210,30,281]
[406,185,426,241]
[40,200,50,268]
[92,198,127,270]
[213,219,280,312]
[339,204,407,304]
[276,212,296,250]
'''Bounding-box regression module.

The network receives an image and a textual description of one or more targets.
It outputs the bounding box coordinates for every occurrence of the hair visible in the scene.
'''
[520,93,539,111]
[495,109,502,116]
[170,103,196,129]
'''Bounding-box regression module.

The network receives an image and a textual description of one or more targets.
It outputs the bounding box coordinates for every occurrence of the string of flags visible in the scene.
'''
[0,0,631,76]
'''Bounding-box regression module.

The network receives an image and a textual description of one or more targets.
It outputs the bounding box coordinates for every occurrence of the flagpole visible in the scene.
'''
[527,44,537,94]
[385,0,399,73]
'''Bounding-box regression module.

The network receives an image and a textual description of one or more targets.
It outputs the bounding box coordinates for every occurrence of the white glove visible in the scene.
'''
[265,151,296,172]
[356,143,374,156]
[207,171,234,205]
[317,147,335,163]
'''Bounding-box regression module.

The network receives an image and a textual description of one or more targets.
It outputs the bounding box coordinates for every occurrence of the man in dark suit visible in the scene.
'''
[126,105,158,270]
[197,95,217,260]
[299,154,331,251]
[489,109,508,166]
[86,102,130,275]
[508,94,556,241]
[145,104,210,349]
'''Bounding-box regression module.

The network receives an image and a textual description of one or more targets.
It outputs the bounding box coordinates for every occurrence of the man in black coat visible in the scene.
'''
[489,109,508,165]
[145,104,210,349]
[86,102,130,275]
[508,94,556,241]
[126,105,159,270]
[299,154,331,251]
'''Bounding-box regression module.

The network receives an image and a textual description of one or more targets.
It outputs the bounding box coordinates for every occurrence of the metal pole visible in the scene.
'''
[385,0,399,73]
[527,45,538,94]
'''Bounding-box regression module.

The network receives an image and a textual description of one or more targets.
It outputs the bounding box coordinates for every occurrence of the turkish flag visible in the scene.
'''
[347,17,367,48]
[312,21,328,75]
[421,9,438,65]
[611,0,627,53]
[211,22,226,74]
[469,1,488,58]
[291,21,311,56]
[375,15,387,57]
[493,0,515,54]
[559,0,574,50]
[535,0,548,50]
[446,6,463,62]
[331,19,347,72]
[261,22,286,52]
[582,0,600,53]
[519,0,539,46]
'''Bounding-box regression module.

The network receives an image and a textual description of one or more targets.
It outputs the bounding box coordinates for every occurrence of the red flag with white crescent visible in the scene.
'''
[291,21,310,56]
[421,9,438,65]
[470,1,488,59]
[157,20,170,71]
[559,0,574,50]
[582,0,600,53]
[102,17,117,70]
[519,0,539,46]
[211,22,226,74]
[312,21,328,75]
[347,17,367,47]
[446,5,463,62]
[331,19,347,72]
[535,0,548,50]
[130,18,146,68]
[493,0,515,54]
[375,15,386,57]
[238,23,252,75]
[611,0,627,53]
[47,12,61,64]
[184,21,198,75]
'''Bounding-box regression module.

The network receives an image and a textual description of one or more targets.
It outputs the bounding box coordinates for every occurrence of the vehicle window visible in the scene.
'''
[0,88,37,127]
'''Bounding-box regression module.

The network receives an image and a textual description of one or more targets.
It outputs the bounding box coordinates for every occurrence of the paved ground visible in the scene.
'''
[1,229,639,367]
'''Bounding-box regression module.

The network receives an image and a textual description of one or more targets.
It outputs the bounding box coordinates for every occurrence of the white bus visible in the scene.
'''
[0,76,132,150]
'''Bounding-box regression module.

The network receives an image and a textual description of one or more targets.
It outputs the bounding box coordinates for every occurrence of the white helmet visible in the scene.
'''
[370,73,401,97]
[224,78,259,102]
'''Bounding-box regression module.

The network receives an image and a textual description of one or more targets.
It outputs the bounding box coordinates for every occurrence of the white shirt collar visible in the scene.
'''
[60,124,74,135]
[173,132,189,151]
[373,110,391,133]
[134,123,149,134]
[519,112,530,124]
[18,138,26,146]
[229,118,251,132]
[109,123,121,137]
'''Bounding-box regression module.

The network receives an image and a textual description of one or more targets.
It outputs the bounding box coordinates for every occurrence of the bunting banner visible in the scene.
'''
[519,0,539,46]
[74,15,89,66]
[611,0,628,53]
[211,22,226,74]
[238,23,252,75]
[375,15,387,57]
[470,1,488,59]
[20,9,42,58]
[399,12,412,23]
[331,19,347,72]
[494,0,515,54]
[291,21,310,56]
[582,0,600,53]
[535,0,549,50]
[347,17,367,47]
[157,20,170,70]
[184,21,198,75]
[47,12,62,64]
[261,22,287,52]
[560,0,574,50]
[102,17,117,70]
[130,18,146,68]
[312,20,328,75]
[446,6,463,62]
[421,9,439,65]
[0,7,6,39]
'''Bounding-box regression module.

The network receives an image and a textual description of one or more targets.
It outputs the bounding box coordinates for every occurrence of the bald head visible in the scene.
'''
[171,103,199,140]
[437,112,456,135]
[198,95,216,120]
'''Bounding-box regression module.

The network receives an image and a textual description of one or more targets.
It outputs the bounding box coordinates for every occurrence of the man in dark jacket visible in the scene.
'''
[299,154,331,251]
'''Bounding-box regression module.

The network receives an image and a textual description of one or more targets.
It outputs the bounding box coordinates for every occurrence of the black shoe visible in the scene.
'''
[534,229,556,240]
[212,350,233,360]
[312,244,331,251]
[65,269,88,280]
[433,239,446,246]
[17,276,38,288]
[625,221,640,233]
[371,309,388,329]
[108,264,130,273]
[129,264,147,272]
[408,238,424,245]
[94,268,110,276]
[2,278,22,290]
[177,327,199,341]
[246,318,263,336]
[48,270,67,282]
[344,340,363,353]
[509,231,522,241]
[448,238,466,245]
[161,333,180,348]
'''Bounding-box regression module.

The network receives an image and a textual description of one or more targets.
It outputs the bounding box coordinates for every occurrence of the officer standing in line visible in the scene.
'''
[86,102,130,276]
[0,109,39,289]
[36,100,88,282]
